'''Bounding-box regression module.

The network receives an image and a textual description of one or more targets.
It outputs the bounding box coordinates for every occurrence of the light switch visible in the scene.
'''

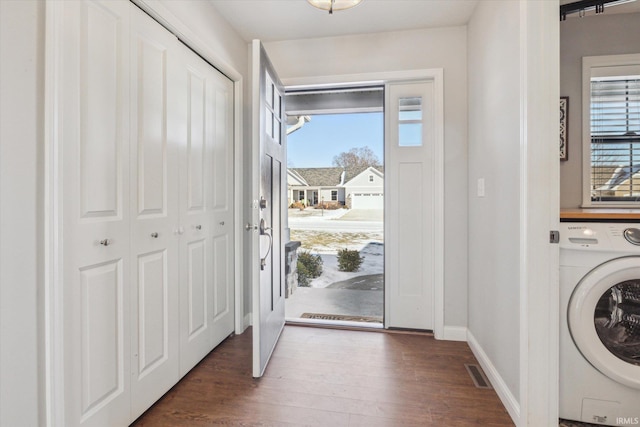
[477,178,485,197]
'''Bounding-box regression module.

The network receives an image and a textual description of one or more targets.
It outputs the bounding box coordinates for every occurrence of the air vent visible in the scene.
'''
[464,364,492,389]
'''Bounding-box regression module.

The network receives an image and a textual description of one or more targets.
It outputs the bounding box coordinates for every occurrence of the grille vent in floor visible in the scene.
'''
[464,363,492,389]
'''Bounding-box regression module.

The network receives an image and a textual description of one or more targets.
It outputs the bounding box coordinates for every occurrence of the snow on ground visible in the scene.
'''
[308,243,383,288]
[288,207,349,221]
[288,207,384,288]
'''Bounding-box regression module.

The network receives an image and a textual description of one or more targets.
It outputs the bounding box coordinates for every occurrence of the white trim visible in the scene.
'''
[244,313,252,328]
[432,68,445,340]
[442,326,467,342]
[581,53,640,208]
[44,2,65,425]
[284,69,445,90]
[519,2,560,427]
[519,3,530,425]
[233,80,245,334]
[467,331,520,424]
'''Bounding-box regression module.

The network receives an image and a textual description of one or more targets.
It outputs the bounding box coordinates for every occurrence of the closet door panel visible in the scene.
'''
[61,1,132,426]
[178,48,214,376]
[210,76,235,347]
[129,5,180,418]
[80,0,123,218]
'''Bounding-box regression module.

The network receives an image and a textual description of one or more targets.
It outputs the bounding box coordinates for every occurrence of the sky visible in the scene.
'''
[287,113,383,168]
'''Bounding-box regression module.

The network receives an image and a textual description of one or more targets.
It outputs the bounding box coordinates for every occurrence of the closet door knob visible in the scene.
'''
[195,225,202,230]
[219,221,225,226]
[150,232,159,238]
[99,239,112,246]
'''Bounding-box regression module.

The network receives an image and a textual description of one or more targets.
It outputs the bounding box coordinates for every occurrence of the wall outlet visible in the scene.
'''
[477,178,485,197]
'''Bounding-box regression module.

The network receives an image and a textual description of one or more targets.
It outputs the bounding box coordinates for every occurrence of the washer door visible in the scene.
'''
[568,256,640,390]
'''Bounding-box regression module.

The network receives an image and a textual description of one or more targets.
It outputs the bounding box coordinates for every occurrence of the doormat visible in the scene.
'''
[300,313,382,323]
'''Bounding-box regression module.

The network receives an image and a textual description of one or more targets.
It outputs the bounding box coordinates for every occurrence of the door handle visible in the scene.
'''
[259,218,272,270]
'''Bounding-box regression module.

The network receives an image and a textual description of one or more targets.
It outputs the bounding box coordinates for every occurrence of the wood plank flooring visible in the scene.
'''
[132,326,514,426]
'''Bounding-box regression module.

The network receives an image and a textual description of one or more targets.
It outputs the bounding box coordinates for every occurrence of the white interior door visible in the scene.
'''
[385,81,441,330]
[129,5,180,415]
[177,45,214,376]
[177,42,235,376]
[61,1,132,425]
[251,40,286,378]
[209,70,236,347]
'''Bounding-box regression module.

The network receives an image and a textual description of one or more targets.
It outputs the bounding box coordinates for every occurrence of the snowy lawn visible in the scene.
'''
[288,208,384,289]
[306,243,383,288]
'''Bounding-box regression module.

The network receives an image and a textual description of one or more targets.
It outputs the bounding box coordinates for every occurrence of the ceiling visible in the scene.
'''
[209,0,479,43]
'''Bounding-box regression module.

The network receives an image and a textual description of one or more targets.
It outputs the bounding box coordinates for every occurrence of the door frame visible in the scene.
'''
[43,1,246,424]
[285,69,444,338]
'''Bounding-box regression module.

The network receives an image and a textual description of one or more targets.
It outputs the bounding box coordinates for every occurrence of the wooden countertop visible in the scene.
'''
[560,209,640,220]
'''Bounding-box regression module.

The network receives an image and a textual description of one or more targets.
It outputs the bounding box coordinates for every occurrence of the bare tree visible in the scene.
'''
[332,147,380,171]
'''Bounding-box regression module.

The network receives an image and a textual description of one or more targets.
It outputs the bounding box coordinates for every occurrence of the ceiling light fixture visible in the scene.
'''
[307,0,363,15]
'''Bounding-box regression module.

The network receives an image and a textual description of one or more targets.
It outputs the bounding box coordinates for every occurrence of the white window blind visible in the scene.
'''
[590,76,640,202]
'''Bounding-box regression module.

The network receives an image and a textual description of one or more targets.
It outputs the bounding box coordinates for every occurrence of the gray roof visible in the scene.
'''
[290,167,343,187]
[290,165,383,187]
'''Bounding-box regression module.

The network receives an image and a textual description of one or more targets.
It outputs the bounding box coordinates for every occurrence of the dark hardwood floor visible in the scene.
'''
[132,326,514,426]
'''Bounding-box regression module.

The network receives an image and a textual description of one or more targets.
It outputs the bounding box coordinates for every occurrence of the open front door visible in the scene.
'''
[251,40,286,378]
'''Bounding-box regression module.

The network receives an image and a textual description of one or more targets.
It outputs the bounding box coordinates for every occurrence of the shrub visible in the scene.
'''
[290,201,305,210]
[297,251,323,287]
[315,202,341,210]
[337,248,364,272]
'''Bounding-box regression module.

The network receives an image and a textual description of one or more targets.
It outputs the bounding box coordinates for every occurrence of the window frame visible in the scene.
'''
[582,53,640,207]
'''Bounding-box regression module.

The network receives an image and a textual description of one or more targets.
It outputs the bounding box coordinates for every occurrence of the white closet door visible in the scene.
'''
[61,1,132,425]
[209,72,235,348]
[129,6,180,416]
[177,46,215,376]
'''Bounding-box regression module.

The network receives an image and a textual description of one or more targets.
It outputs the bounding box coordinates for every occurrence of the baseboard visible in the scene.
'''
[244,313,252,329]
[467,330,520,425]
[442,326,467,341]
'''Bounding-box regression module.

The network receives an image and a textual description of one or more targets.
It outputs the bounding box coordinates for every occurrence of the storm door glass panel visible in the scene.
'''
[398,97,423,147]
[594,279,640,365]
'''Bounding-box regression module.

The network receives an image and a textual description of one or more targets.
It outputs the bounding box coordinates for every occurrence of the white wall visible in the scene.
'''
[265,27,469,328]
[468,1,560,424]
[560,12,640,208]
[467,0,522,405]
[0,1,44,425]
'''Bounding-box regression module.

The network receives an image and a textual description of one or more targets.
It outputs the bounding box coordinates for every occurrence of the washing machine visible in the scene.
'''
[560,222,640,426]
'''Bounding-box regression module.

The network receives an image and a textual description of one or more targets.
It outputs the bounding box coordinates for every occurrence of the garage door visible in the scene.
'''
[352,192,384,209]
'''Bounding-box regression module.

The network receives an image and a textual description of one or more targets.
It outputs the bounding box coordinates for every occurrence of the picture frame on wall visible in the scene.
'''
[560,96,568,161]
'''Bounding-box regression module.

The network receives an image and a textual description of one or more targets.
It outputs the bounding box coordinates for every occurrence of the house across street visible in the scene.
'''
[288,165,384,209]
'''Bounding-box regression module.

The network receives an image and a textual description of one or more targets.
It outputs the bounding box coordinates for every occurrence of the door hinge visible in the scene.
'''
[550,230,560,244]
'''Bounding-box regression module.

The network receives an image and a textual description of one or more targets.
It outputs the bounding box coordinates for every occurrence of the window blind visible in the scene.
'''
[590,77,640,202]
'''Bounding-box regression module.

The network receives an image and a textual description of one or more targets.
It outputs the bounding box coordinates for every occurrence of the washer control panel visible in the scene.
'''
[561,223,640,252]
